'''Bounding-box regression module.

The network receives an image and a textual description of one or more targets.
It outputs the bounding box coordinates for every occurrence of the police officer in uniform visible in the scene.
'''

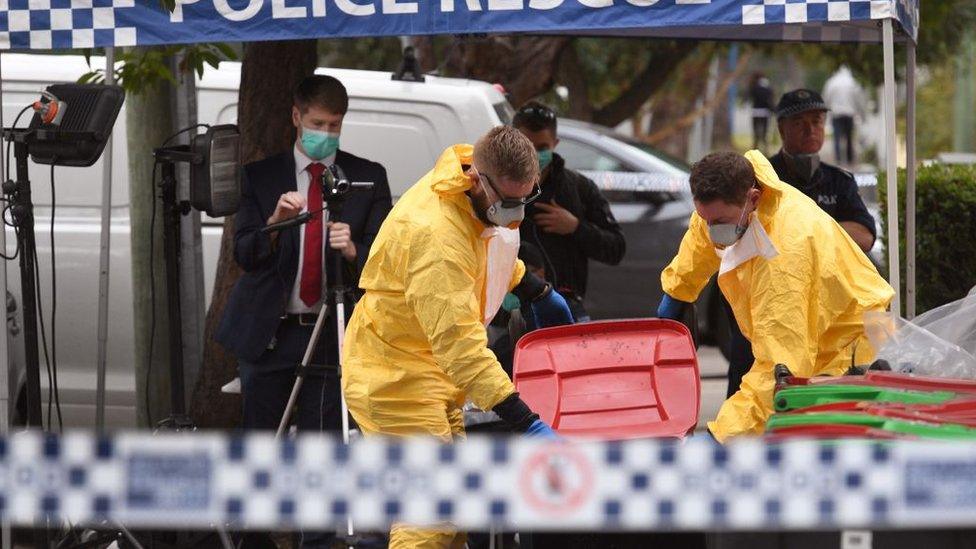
[769,89,875,253]
[722,88,877,398]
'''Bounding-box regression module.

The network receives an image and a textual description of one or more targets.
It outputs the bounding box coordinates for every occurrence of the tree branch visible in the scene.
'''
[593,41,698,128]
[643,50,754,146]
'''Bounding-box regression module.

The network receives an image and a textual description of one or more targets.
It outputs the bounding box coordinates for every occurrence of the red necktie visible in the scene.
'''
[300,162,325,306]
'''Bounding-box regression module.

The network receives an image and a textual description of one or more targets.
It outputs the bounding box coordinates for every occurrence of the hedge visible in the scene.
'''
[878,163,976,315]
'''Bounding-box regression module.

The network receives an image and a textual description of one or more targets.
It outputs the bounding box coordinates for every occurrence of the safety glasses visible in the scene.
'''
[516,104,556,123]
[481,173,542,207]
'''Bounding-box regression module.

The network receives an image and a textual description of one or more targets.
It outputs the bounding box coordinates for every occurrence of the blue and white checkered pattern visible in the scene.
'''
[740,0,910,42]
[0,0,137,50]
[742,0,888,25]
[0,0,918,51]
[2,432,976,531]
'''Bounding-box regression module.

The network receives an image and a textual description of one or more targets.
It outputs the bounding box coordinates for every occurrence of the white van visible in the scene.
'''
[0,53,510,428]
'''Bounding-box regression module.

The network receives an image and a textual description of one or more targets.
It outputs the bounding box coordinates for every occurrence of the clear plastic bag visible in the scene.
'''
[865,287,976,379]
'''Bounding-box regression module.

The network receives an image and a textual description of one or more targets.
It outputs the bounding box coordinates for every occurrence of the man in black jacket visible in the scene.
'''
[513,102,626,320]
[217,76,392,442]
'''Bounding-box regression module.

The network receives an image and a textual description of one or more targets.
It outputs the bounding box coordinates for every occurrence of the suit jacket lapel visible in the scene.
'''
[278,151,302,282]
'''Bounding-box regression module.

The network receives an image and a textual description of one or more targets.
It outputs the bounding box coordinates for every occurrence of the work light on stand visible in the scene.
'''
[2,84,124,430]
[153,124,242,430]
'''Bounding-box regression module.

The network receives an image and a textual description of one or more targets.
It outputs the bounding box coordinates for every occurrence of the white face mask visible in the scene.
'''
[716,210,779,275]
[708,201,751,247]
[475,173,530,230]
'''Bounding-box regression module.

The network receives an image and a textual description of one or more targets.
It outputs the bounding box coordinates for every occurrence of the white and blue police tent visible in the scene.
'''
[0,0,934,534]
[0,0,917,50]
[0,0,922,320]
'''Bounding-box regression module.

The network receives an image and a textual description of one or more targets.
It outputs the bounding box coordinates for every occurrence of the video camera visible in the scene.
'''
[260,164,372,234]
[321,163,351,203]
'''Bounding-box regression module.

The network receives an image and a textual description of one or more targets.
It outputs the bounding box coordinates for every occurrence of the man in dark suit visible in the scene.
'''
[216,75,392,439]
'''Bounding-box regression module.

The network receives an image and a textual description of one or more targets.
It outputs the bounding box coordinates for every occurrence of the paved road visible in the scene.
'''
[697,345,729,432]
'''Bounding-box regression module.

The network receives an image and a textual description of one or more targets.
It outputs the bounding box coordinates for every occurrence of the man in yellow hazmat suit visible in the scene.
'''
[342,126,574,548]
[657,150,893,443]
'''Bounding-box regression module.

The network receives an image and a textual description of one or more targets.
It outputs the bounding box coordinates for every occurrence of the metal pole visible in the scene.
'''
[95,48,115,432]
[882,19,902,316]
[906,43,917,319]
[727,44,739,137]
[172,53,204,410]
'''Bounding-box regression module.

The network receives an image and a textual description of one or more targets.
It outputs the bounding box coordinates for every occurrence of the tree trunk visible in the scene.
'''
[592,41,698,129]
[190,40,318,429]
[457,36,572,108]
[409,36,440,74]
[640,50,715,159]
[558,43,595,121]
[127,51,175,428]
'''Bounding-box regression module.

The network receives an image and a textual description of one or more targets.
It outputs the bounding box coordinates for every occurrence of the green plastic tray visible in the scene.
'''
[773,384,955,412]
[767,412,976,440]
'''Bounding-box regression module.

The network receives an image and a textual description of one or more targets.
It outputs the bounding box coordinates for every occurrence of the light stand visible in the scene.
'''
[151,125,240,430]
[2,84,123,429]
[2,84,124,549]
[2,133,44,428]
[128,127,239,549]
[151,151,196,430]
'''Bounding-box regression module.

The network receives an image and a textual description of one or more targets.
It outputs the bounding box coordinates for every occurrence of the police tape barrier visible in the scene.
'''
[2,432,976,532]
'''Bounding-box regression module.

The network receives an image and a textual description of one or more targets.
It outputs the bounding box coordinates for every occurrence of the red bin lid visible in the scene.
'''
[513,319,700,441]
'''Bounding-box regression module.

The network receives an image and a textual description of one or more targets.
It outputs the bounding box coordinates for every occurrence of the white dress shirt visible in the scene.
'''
[286,143,335,314]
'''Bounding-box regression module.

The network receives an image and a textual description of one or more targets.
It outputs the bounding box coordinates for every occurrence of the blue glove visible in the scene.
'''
[529,289,575,329]
[656,294,688,320]
[525,419,559,440]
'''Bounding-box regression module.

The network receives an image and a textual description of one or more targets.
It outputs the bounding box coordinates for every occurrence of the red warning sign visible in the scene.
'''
[519,444,596,516]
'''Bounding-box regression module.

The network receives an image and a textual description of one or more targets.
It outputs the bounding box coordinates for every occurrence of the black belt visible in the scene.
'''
[281,311,326,327]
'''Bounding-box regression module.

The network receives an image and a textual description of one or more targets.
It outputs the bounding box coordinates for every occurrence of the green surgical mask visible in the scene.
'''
[538,149,553,171]
[301,127,340,160]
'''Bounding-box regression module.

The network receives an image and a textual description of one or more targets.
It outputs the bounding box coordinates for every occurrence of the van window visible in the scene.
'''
[494,102,515,125]
[558,138,628,172]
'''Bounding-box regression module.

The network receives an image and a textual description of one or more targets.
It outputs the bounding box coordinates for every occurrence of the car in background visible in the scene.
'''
[556,119,730,352]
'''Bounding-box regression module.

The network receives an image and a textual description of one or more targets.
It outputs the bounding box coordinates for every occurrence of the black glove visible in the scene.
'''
[492,392,540,433]
[511,271,549,304]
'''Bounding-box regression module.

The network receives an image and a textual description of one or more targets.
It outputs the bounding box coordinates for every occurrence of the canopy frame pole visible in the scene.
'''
[905,42,917,319]
[95,48,115,432]
[882,18,902,316]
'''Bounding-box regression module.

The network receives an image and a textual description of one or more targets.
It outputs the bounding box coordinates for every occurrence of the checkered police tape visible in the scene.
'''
[2,432,976,531]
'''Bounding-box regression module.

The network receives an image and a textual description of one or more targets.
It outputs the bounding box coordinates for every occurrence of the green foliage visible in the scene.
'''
[914,63,958,160]
[79,43,238,95]
[790,0,976,85]
[573,39,688,106]
[318,37,406,72]
[878,163,976,314]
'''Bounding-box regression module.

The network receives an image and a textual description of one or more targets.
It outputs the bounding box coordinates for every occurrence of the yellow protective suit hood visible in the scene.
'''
[662,150,894,442]
[342,144,525,440]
